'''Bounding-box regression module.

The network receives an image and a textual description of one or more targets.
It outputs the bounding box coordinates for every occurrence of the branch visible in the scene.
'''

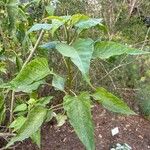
[22,30,45,69]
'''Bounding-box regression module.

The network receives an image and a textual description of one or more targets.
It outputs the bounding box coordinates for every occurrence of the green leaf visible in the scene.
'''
[64,92,95,150]
[45,110,53,122]
[50,16,71,36]
[0,62,7,74]
[45,5,55,15]
[9,58,51,92]
[15,55,23,72]
[37,96,53,106]
[9,116,26,132]
[68,14,89,26]
[6,0,19,31]
[14,103,27,113]
[28,24,52,33]
[39,41,58,50]
[30,129,41,148]
[6,106,47,148]
[75,18,103,33]
[56,38,94,81]
[93,41,150,59]
[52,74,65,91]
[14,80,45,93]
[55,114,67,127]
[92,87,136,115]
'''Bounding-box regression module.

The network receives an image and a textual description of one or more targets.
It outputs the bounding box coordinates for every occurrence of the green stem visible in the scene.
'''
[63,25,73,91]
[9,90,15,127]
[66,58,73,91]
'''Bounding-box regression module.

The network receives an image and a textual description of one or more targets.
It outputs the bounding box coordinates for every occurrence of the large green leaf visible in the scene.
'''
[8,58,51,92]
[63,92,95,150]
[28,24,52,33]
[92,87,136,115]
[93,41,150,59]
[56,38,94,81]
[6,106,47,148]
[75,18,103,33]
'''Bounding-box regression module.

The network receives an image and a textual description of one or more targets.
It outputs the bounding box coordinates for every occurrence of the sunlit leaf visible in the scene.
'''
[75,18,103,33]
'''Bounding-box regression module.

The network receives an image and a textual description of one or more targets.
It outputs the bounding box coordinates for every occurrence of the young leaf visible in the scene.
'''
[52,74,65,91]
[56,38,94,82]
[63,92,95,150]
[28,24,52,33]
[9,116,26,132]
[37,96,53,106]
[52,16,71,36]
[13,103,27,113]
[9,58,51,92]
[68,14,89,26]
[55,114,67,127]
[92,87,136,115]
[6,106,47,148]
[93,41,150,59]
[44,16,71,36]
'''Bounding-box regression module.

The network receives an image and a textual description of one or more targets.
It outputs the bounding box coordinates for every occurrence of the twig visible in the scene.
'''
[9,90,15,128]
[0,133,16,137]
[99,62,117,90]
[140,27,150,50]
[22,30,45,69]
[99,61,132,81]
[9,29,45,129]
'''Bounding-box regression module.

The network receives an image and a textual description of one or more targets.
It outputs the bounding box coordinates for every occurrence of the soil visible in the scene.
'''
[1,91,150,150]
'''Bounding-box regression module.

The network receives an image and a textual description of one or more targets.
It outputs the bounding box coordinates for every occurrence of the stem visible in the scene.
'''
[66,58,73,90]
[63,25,73,91]
[9,90,15,126]
[9,30,45,127]
[22,29,45,69]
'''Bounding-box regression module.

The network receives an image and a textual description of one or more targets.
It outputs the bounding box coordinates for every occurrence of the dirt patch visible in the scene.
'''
[14,103,150,150]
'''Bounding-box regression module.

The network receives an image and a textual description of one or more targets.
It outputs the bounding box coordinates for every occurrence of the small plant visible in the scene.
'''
[0,1,149,149]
